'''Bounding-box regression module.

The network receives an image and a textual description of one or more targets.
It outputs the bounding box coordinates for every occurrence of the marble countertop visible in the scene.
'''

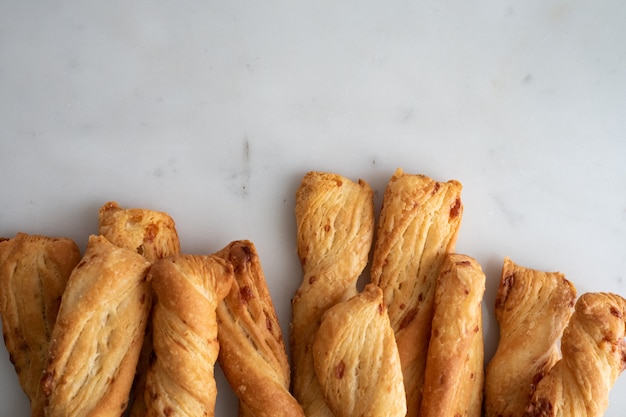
[1,1,625,415]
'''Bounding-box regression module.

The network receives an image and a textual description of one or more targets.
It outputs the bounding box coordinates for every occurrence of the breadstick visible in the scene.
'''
[215,240,304,417]
[145,254,233,417]
[98,201,180,417]
[98,201,180,262]
[290,171,374,417]
[420,253,486,417]
[523,292,626,417]
[485,257,576,417]
[41,235,152,417]
[312,283,406,417]
[370,168,463,417]
[0,233,81,417]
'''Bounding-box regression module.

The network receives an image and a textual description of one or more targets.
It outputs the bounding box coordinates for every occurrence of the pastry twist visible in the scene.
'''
[485,258,577,417]
[98,201,180,263]
[370,168,463,417]
[145,254,233,417]
[215,240,304,417]
[0,233,81,417]
[290,171,374,417]
[420,253,486,417]
[524,292,626,417]
[98,201,181,417]
[41,235,152,417]
[312,283,406,417]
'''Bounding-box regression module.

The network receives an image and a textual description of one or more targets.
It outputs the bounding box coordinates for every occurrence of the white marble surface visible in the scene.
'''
[1,1,625,415]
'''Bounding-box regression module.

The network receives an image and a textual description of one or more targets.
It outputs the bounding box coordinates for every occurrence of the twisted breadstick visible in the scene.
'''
[41,235,152,417]
[145,254,233,417]
[485,258,577,417]
[215,240,304,417]
[98,201,181,417]
[312,283,406,417]
[420,253,486,417]
[523,292,626,417]
[98,201,180,262]
[370,168,463,417]
[0,234,81,417]
[291,171,374,417]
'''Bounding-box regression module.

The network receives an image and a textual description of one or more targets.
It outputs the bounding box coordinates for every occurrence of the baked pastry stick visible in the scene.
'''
[420,254,486,417]
[312,283,406,417]
[145,254,234,417]
[98,201,181,417]
[215,240,304,417]
[485,258,577,417]
[523,292,626,417]
[291,171,375,417]
[0,234,81,417]
[370,168,463,417]
[41,235,152,417]
[98,201,181,262]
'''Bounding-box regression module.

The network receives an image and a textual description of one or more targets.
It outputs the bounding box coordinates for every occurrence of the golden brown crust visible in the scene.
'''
[485,257,577,417]
[0,233,81,417]
[98,201,180,262]
[370,168,463,417]
[215,240,303,417]
[41,235,152,417]
[523,292,626,417]
[145,254,233,417]
[420,254,486,417]
[290,171,375,417]
[312,283,406,417]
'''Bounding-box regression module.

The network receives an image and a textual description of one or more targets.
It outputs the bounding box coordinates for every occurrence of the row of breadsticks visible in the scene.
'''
[1,168,625,417]
[0,201,294,417]
[290,169,625,417]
